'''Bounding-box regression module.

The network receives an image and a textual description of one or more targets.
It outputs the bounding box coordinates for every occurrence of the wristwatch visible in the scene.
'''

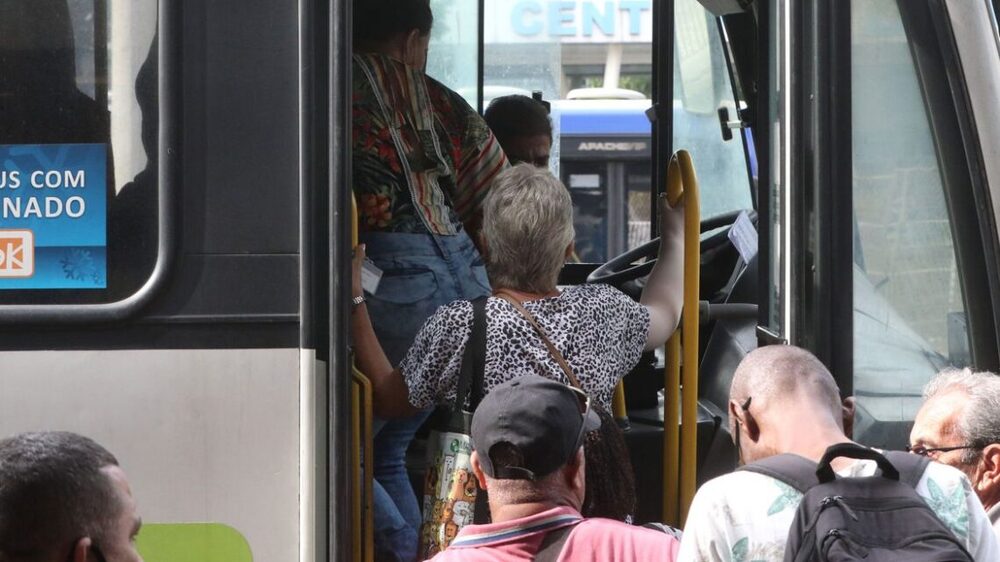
[352,294,366,309]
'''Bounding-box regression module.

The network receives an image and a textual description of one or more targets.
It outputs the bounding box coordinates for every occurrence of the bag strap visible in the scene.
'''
[816,442,899,483]
[882,450,931,488]
[453,296,489,413]
[739,454,821,494]
[493,289,583,390]
[741,448,931,493]
[534,521,581,562]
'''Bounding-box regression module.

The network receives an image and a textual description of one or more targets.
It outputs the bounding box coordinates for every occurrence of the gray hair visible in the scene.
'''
[481,164,575,293]
[923,368,1000,465]
[0,432,121,558]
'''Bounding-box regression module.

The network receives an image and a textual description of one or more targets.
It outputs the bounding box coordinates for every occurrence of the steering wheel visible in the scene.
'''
[586,209,753,286]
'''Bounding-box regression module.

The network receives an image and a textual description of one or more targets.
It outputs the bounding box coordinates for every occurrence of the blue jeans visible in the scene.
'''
[362,229,490,562]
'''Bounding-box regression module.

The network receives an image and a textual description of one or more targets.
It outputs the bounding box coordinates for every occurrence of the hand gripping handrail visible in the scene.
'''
[662,150,700,527]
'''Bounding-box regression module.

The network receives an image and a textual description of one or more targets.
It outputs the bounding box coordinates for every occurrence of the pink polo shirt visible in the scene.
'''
[426,506,679,562]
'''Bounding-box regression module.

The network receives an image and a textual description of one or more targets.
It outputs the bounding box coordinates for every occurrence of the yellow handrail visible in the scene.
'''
[612,382,628,421]
[352,367,375,562]
[663,333,681,524]
[350,194,375,561]
[662,150,701,527]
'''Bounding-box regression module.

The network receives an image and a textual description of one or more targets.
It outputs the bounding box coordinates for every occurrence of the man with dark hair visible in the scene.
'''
[428,376,679,561]
[352,0,508,560]
[484,95,553,168]
[0,432,142,562]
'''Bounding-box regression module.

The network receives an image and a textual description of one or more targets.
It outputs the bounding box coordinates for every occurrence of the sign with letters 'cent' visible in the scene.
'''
[0,144,107,289]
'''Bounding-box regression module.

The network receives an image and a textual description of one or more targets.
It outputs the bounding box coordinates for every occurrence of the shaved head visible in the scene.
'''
[731,346,842,422]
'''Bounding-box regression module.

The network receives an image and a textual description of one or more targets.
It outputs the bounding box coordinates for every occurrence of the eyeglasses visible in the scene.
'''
[566,385,593,449]
[905,443,980,457]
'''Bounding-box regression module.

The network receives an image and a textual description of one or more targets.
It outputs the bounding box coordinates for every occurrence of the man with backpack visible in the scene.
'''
[678,346,999,561]
[427,375,680,561]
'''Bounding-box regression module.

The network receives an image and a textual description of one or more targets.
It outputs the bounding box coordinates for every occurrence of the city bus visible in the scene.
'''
[1,0,998,560]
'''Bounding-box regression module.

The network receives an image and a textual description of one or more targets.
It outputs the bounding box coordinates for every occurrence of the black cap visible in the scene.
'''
[471,375,601,481]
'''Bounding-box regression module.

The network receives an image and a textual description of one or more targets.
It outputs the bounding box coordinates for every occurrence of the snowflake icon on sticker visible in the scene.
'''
[60,249,100,283]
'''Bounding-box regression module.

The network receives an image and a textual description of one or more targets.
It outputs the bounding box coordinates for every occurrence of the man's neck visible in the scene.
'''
[488,499,577,524]
[767,414,853,467]
[978,486,1000,514]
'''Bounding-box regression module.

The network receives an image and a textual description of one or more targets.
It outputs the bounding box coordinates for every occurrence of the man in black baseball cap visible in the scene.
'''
[427,375,679,561]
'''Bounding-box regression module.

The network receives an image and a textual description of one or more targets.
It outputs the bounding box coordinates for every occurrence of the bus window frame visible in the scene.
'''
[0,1,178,324]
[896,0,1000,371]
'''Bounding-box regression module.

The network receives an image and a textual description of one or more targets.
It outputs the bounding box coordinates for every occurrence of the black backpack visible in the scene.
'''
[741,443,973,562]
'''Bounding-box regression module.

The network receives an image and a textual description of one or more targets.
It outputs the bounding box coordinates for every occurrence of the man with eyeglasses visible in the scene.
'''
[0,431,143,562]
[427,375,680,561]
[678,346,999,561]
[911,368,1000,539]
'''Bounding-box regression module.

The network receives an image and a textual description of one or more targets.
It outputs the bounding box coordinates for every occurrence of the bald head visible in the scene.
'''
[729,346,853,463]
[731,346,842,421]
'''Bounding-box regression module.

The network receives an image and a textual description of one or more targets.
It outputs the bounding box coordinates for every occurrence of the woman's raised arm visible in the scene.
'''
[640,194,685,351]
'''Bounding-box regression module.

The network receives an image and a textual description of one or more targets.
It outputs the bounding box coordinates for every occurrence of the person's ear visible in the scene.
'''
[564,241,575,261]
[842,396,856,439]
[402,29,425,66]
[980,444,1000,485]
[728,399,743,435]
[71,537,93,562]
[470,451,489,490]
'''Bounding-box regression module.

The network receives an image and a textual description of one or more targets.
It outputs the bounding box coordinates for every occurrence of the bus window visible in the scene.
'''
[851,0,969,446]
[672,0,752,223]
[0,0,160,305]
[427,0,480,109]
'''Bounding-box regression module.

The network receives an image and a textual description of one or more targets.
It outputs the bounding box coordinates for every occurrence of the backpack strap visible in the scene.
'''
[882,450,932,488]
[739,454,821,493]
[534,521,581,562]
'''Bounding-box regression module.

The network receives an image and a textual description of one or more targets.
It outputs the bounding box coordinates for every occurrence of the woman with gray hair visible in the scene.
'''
[352,163,683,416]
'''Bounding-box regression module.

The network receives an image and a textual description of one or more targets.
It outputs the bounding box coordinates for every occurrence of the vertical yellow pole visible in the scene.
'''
[612,382,628,422]
[677,151,700,525]
[351,195,375,561]
[663,332,681,525]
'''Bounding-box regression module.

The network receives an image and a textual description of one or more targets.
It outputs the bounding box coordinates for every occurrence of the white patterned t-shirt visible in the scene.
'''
[677,457,1000,562]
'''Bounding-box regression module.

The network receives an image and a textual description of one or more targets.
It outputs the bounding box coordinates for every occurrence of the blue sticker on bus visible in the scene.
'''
[0,143,107,289]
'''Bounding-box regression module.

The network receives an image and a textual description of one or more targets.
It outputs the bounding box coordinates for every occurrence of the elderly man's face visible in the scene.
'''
[97,466,144,562]
[910,389,980,474]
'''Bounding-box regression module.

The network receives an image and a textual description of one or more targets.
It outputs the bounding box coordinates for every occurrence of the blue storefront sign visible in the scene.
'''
[0,143,107,289]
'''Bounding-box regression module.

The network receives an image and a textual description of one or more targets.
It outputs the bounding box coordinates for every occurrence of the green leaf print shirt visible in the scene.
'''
[676,456,999,562]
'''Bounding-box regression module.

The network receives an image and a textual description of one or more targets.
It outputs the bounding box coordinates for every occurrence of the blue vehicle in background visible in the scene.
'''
[553,96,755,262]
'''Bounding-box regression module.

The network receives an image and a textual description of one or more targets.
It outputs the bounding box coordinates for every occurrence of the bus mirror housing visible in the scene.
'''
[697,0,753,16]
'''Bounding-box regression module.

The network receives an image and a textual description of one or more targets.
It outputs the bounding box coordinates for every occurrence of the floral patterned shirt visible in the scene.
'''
[677,457,1000,562]
[352,53,508,235]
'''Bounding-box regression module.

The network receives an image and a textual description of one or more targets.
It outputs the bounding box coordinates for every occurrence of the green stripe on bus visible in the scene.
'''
[136,523,252,562]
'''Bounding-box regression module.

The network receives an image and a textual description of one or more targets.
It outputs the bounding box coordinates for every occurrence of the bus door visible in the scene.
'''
[0,0,342,560]
[759,0,1000,448]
